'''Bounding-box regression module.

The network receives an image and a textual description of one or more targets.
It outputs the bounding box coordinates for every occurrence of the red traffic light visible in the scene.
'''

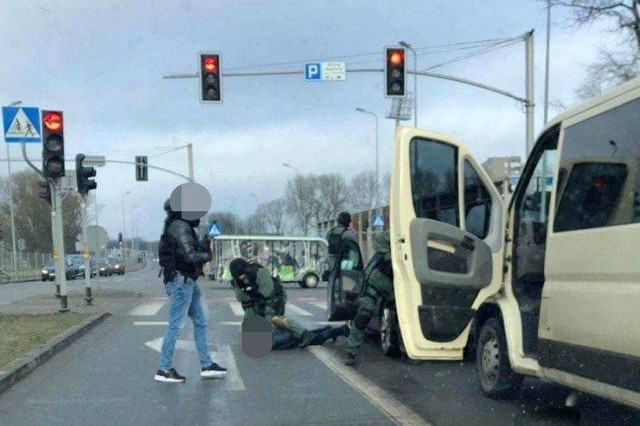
[203,56,218,72]
[389,51,403,66]
[43,112,63,132]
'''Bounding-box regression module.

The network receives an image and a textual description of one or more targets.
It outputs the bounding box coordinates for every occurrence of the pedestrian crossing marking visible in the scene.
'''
[220,344,245,391]
[133,321,169,326]
[129,302,165,316]
[286,303,313,316]
[229,302,244,316]
[310,302,327,310]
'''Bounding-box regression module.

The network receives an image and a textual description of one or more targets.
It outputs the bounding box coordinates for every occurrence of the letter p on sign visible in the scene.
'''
[305,63,321,81]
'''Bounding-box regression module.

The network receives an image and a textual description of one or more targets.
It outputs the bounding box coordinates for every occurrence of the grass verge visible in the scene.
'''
[0,313,91,368]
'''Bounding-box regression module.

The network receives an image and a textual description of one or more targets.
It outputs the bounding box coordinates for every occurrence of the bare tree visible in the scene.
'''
[0,170,82,254]
[348,171,377,212]
[204,211,244,235]
[316,174,349,221]
[244,213,267,234]
[259,198,287,235]
[546,1,640,97]
[285,174,318,234]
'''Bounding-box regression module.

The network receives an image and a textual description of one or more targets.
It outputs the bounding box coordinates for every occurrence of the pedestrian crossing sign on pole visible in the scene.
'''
[2,106,41,143]
[373,214,385,229]
[208,223,222,237]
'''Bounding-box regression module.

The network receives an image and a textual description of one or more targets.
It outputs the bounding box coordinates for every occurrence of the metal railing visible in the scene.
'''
[0,251,53,281]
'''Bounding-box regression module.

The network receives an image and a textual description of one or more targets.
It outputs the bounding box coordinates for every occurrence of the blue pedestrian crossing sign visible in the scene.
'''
[2,106,41,143]
[208,223,222,237]
[304,63,321,81]
[372,214,385,229]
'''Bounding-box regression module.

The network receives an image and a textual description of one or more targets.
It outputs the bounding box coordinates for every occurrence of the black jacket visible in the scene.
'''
[166,219,211,280]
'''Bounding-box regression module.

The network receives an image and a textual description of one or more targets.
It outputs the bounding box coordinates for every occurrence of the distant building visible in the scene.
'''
[481,156,523,194]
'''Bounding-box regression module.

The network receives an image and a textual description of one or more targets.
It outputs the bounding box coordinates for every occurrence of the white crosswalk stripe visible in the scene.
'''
[284,303,313,316]
[229,302,245,316]
[129,302,165,316]
[310,301,327,310]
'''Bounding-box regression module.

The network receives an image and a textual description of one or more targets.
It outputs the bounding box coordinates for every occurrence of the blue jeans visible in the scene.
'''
[158,275,213,370]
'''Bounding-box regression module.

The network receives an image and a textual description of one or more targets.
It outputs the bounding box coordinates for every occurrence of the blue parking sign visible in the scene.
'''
[304,63,321,81]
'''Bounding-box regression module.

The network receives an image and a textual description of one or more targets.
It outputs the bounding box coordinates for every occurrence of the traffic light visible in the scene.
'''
[384,47,406,98]
[75,153,97,196]
[135,156,148,181]
[41,110,65,179]
[199,53,222,103]
[118,232,123,243]
[37,180,52,205]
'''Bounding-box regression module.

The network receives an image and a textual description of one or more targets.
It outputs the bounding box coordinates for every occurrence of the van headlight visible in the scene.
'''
[42,269,48,274]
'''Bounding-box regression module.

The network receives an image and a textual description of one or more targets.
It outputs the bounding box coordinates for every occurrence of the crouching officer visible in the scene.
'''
[229,258,316,348]
[345,230,394,366]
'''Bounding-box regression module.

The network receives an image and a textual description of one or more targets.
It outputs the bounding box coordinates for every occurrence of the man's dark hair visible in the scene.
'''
[337,211,351,227]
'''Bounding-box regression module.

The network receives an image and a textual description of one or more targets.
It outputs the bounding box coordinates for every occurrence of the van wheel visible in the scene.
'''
[476,318,523,399]
[302,273,319,289]
[380,305,401,357]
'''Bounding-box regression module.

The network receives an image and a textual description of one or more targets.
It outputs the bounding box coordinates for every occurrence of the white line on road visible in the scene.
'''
[309,347,430,426]
[219,321,242,325]
[286,304,313,316]
[129,302,165,316]
[219,345,245,391]
[229,302,244,316]
[310,301,327,310]
[133,321,169,326]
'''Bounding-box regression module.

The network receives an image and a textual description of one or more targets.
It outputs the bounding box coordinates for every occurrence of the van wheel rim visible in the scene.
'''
[304,275,318,288]
[481,334,500,384]
[380,308,391,351]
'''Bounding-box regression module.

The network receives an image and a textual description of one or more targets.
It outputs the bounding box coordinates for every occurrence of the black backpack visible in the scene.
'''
[327,227,347,256]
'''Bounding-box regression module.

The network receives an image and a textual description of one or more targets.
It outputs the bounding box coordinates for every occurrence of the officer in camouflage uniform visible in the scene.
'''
[324,211,359,280]
[344,230,394,366]
[229,258,318,348]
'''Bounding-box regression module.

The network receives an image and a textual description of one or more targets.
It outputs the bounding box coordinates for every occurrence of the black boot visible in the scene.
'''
[344,352,358,366]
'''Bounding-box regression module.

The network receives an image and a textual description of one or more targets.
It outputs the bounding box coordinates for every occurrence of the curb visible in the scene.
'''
[0,311,112,396]
[0,277,42,286]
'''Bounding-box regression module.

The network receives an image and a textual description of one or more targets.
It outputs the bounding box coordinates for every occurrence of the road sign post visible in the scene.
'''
[81,196,93,305]
[53,181,69,312]
[373,214,385,230]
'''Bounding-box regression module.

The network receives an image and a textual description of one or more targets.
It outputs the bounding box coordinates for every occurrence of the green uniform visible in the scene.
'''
[233,267,306,338]
[326,226,359,272]
[346,231,394,356]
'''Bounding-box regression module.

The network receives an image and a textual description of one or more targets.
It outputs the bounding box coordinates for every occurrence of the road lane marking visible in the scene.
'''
[220,321,242,325]
[310,301,327,310]
[309,347,430,426]
[219,344,245,391]
[229,302,244,316]
[129,302,165,316]
[218,321,344,326]
[133,321,169,326]
[286,303,313,316]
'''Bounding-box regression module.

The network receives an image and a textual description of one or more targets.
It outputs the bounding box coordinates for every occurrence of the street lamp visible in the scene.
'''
[355,107,381,215]
[122,191,130,258]
[282,162,299,174]
[131,205,141,251]
[399,41,418,127]
[5,100,22,272]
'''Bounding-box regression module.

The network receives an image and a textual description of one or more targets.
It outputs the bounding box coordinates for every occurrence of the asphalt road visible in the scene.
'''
[0,264,638,425]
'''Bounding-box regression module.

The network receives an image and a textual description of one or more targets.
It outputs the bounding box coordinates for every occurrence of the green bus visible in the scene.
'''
[207,235,329,289]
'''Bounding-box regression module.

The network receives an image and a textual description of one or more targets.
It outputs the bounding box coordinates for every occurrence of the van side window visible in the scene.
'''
[463,160,492,239]
[410,138,459,227]
[554,98,640,232]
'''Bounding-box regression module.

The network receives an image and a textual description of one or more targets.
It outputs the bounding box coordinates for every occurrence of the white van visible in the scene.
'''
[387,78,640,409]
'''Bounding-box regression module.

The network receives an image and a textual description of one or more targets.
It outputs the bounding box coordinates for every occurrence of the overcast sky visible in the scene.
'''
[0,0,622,240]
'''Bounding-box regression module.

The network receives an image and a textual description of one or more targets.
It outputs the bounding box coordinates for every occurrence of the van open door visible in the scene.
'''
[390,126,505,360]
[327,238,365,321]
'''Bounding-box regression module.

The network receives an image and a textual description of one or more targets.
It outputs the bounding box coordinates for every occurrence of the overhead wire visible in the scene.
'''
[423,39,522,71]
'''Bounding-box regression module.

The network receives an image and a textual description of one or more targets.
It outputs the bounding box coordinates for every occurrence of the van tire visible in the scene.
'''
[301,273,319,289]
[379,305,401,357]
[476,318,523,399]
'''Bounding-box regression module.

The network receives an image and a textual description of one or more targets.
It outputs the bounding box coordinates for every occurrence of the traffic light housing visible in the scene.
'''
[384,47,406,98]
[41,110,65,179]
[75,154,97,196]
[118,232,123,243]
[135,156,148,181]
[199,53,222,103]
[37,180,52,205]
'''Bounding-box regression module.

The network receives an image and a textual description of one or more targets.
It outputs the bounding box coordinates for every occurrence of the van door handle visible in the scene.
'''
[398,238,406,243]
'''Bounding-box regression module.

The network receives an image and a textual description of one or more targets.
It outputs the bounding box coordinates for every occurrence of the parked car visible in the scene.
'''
[41,260,56,281]
[96,258,113,276]
[76,259,97,278]
[64,258,83,280]
[108,257,125,275]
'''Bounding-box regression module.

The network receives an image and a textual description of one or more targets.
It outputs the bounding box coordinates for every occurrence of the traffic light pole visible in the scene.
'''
[81,196,93,305]
[53,181,69,313]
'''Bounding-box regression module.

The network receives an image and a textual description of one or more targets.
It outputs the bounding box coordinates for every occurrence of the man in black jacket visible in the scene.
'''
[155,198,227,383]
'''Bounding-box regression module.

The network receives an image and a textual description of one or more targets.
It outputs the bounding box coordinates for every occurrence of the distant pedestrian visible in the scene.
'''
[155,198,227,383]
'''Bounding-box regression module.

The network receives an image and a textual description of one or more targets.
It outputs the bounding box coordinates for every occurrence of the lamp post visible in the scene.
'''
[122,191,130,258]
[355,107,381,215]
[399,41,418,127]
[5,100,22,273]
[282,162,299,175]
